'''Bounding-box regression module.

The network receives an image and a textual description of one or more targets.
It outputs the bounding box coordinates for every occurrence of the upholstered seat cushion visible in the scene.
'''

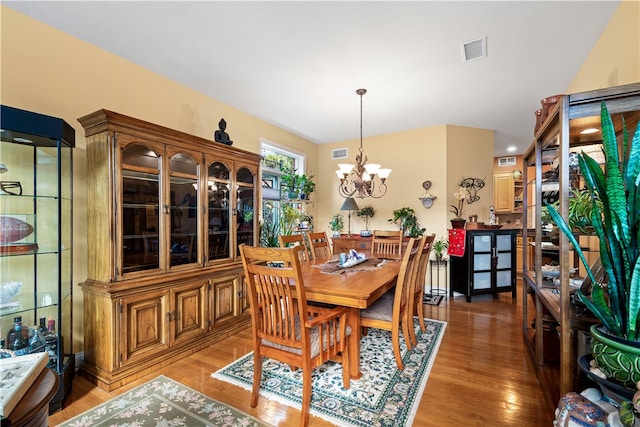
[360,290,394,321]
[262,315,352,358]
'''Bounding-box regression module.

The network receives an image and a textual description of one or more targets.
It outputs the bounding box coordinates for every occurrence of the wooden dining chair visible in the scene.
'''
[408,233,436,347]
[278,234,310,262]
[371,229,403,257]
[240,245,351,426]
[360,235,424,370]
[305,231,332,260]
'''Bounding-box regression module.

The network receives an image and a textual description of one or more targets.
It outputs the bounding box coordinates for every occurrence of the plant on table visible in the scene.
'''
[356,205,375,231]
[388,207,425,238]
[449,186,470,220]
[329,214,344,236]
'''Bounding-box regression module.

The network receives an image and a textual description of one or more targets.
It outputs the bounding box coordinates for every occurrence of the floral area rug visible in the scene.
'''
[212,318,446,427]
[58,375,271,427]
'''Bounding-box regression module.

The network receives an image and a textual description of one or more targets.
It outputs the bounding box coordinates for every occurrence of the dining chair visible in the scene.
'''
[305,231,332,260]
[408,233,436,347]
[360,235,423,370]
[278,234,310,262]
[371,229,403,257]
[240,244,351,426]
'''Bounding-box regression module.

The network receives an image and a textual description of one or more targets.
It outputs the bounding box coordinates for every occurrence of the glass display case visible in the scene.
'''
[0,105,75,412]
[521,83,640,410]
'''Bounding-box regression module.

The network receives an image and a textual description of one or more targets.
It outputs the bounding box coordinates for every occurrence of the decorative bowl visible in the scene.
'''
[0,281,22,305]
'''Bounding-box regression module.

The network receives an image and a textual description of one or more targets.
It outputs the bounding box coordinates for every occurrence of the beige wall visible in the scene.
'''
[0,6,317,353]
[568,0,640,92]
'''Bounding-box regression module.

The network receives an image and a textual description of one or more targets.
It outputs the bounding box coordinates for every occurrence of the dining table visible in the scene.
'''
[299,254,402,379]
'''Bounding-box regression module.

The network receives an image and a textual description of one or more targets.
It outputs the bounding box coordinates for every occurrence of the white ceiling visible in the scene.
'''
[5,1,621,157]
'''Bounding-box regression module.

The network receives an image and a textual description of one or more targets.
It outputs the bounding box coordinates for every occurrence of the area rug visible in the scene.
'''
[423,294,444,306]
[212,318,446,427]
[58,375,271,427]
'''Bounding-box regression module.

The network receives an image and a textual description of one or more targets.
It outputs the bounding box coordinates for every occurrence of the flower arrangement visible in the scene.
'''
[449,187,470,219]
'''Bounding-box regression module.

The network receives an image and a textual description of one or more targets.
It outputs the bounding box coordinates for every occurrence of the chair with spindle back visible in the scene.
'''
[240,245,351,426]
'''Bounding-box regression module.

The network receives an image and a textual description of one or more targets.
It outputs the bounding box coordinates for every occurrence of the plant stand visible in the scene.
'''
[428,259,449,298]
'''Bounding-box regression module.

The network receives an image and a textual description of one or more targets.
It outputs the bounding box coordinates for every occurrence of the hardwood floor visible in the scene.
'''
[49,285,555,426]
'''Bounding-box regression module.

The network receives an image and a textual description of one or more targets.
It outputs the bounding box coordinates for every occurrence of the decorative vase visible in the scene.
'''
[590,324,640,389]
[450,219,466,229]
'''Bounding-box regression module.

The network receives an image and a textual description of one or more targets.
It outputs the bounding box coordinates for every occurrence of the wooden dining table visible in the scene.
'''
[299,255,401,378]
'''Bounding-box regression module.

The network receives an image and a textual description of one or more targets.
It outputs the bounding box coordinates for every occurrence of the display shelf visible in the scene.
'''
[521,83,640,412]
[0,104,75,413]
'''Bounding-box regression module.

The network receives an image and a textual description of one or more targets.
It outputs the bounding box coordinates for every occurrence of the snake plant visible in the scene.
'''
[547,101,640,341]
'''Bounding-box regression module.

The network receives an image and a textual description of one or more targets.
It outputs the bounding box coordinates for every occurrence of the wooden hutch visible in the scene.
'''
[78,110,261,390]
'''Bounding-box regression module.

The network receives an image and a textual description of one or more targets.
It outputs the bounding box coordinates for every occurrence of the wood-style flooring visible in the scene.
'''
[49,285,555,426]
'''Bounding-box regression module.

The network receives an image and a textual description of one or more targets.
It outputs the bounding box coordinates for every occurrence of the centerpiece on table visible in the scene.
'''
[547,102,640,396]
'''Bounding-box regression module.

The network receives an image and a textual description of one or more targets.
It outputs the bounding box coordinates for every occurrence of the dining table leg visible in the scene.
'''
[347,307,362,379]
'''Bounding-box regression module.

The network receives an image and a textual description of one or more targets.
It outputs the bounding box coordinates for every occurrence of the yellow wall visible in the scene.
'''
[316,124,493,241]
[568,0,640,92]
[0,6,317,353]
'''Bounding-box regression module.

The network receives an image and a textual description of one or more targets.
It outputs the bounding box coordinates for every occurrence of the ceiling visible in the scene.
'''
[4,1,621,157]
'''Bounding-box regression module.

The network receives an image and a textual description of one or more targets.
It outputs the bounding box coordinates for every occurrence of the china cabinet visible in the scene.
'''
[78,110,261,391]
[0,105,75,411]
[522,83,640,411]
[449,229,517,302]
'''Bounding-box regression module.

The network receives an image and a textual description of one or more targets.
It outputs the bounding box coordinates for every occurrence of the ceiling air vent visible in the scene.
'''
[332,148,348,160]
[461,36,487,62]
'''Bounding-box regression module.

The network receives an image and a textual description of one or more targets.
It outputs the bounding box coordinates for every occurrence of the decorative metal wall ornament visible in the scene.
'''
[459,177,485,204]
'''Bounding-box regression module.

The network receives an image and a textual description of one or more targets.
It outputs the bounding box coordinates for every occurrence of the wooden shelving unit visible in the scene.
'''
[521,83,640,411]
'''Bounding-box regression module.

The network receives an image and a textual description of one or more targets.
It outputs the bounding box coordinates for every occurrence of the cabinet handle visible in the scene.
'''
[166,310,175,322]
[163,205,170,214]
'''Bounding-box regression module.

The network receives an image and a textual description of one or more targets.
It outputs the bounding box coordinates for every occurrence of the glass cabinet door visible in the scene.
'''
[168,151,199,268]
[236,166,256,256]
[0,105,75,409]
[120,142,162,275]
[207,161,231,262]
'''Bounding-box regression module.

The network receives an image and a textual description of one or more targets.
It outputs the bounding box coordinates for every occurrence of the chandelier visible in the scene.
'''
[336,88,391,199]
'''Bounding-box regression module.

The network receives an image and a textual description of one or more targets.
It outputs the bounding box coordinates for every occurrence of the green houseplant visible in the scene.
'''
[356,205,375,234]
[432,237,449,262]
[298,174,316,199]
[547,102,640,388]
[329,214,344,237]
[388,207,425,238]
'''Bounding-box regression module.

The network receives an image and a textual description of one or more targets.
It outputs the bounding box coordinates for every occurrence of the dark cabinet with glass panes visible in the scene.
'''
[78,110,261,391]
[0,105,75,412]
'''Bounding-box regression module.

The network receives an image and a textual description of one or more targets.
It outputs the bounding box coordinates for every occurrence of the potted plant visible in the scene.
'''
[299,213,313,230]
[329,214,344,237]
[388,207,425,238]
[280,167,300,200]
[356,205,375,236]
[449,186,470,229]
[547,101,640,389]
[432,237,449,262]
[298,174,316,200]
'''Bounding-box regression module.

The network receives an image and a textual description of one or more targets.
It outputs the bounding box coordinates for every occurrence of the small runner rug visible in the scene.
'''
[58,375,271,427]
[423,294,444,306]
[212,318,446,427]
